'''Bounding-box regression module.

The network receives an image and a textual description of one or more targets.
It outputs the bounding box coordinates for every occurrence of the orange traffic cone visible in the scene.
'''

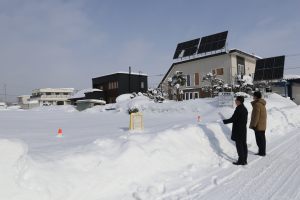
[57,128,63,137]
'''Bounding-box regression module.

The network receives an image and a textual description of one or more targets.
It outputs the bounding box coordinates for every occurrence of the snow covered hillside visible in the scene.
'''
[0,93,300,200]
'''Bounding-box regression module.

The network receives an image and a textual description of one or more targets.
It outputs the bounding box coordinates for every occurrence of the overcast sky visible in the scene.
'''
[1,0,300,102]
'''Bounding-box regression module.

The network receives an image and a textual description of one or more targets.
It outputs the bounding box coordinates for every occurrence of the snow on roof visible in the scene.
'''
[69,88,102,99]
[17,95,31,98]
[28,100,39,104]
[94,72,148,78]
[283,74,300,80]
[116,71,148,76]
[229,48,262,59]
[32,88,74,93]
[77,99,106,104]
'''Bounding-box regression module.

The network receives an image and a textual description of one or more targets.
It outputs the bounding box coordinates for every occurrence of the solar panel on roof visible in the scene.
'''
[173,38,200,59]
[197,31,228,54]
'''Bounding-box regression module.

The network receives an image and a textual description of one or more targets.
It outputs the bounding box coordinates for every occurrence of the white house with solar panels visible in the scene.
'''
[159,31,287,100]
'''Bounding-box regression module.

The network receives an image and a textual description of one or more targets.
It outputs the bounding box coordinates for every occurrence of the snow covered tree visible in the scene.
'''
[234,75,254,93]
[146,88,165,103]
[202,72,225,97]
[168,71,186,101]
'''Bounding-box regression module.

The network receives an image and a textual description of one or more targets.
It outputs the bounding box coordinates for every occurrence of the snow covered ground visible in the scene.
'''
[0,93,300,200]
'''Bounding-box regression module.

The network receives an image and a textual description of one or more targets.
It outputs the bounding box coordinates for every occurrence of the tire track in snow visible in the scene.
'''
[159,129,300,200]
[197,129,300,200]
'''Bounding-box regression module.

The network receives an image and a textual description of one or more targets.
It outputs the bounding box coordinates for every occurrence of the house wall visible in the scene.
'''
[291,83,300,105]
[30,88,74,106]
[162,54,232,92]
[230,53,256,79]
[161,51,257,99]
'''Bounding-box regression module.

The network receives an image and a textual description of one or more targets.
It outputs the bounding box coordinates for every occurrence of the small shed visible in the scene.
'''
[69,88,105,105]
[76,99,106,111]
[0,102,7,109]
[272,75,300,105]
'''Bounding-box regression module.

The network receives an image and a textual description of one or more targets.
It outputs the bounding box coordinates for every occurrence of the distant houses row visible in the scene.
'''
[17,72,148,109]
[15,49,300,110]
[6,31,300,109]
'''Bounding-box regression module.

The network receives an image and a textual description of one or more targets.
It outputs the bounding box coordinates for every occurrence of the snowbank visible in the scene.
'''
[0,93,299,199]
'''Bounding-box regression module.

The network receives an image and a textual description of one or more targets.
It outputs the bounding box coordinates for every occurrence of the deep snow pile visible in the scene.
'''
[0,93,299,200]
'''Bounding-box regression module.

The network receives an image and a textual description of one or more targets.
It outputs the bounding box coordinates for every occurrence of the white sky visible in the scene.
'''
[0,0,300,102]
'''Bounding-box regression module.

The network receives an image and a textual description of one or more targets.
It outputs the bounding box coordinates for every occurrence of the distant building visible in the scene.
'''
[18,95,31,105]
[17,95,36,109]
[92,72,148,103]
[68,88,105,105]
[30,88,74,106]
[272,76,300,105]
[159,49,260,100]
[0,102,7,109]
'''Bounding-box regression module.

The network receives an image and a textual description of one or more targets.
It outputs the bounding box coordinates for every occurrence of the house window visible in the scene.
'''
[237,56,245,75]
[237,64,245,75]
[185,93,189,100]
[108,81,118,90]
[141,82,144,89]
[186,75,191,87]
[216,68,224,75]
[194,92,199,99]
[194,73,200,86]
[189,93,193,99]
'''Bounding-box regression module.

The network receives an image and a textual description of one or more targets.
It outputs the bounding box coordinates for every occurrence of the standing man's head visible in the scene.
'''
[253,91,262,100]
[235,96,244,106]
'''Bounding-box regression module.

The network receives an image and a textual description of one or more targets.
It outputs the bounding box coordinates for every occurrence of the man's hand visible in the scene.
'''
[218,112,225,120]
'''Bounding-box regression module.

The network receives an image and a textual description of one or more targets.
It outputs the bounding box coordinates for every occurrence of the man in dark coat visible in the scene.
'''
[222,96,248,165]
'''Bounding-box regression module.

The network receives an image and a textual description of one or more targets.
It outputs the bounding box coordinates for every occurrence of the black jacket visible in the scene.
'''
[223,104,248,141]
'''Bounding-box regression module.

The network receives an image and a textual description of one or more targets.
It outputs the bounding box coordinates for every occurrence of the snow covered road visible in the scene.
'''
[163,129,300,200]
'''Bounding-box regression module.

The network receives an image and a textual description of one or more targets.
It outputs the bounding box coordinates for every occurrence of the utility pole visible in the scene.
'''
[129,66,131,93]
[4,84,7,103]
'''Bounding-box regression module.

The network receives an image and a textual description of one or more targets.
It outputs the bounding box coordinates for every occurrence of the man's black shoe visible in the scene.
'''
[255,153,266,156]
[232,161,247,165]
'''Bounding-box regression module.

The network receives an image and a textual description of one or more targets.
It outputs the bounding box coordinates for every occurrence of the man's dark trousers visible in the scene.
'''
[236,139,248,163]
[255,130,266,155]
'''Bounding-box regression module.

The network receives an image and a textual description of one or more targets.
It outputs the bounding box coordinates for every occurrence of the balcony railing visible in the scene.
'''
[31,95,71,99]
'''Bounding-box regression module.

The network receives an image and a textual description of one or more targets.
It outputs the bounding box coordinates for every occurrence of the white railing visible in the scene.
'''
[34,95,71,99]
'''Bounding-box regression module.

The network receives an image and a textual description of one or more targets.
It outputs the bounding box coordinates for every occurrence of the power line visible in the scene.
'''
[148,74,165,77]
[285,53,300,57]
[0,93,20,97]
[285,66,300,70]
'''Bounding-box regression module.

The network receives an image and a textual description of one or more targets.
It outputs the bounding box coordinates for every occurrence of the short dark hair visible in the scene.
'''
[253,91,262,99]
[236,96,244,103]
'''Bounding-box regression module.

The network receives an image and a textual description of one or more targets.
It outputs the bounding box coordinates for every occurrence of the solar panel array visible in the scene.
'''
[173,31,228,59]
[197,31,228,54]
[173,38,200,59]
[254,56,285,81]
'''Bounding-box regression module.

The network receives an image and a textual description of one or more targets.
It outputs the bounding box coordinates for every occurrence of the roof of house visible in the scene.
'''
[93,71,147,80]
[284,74,300,80]
[69,88,103,99]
